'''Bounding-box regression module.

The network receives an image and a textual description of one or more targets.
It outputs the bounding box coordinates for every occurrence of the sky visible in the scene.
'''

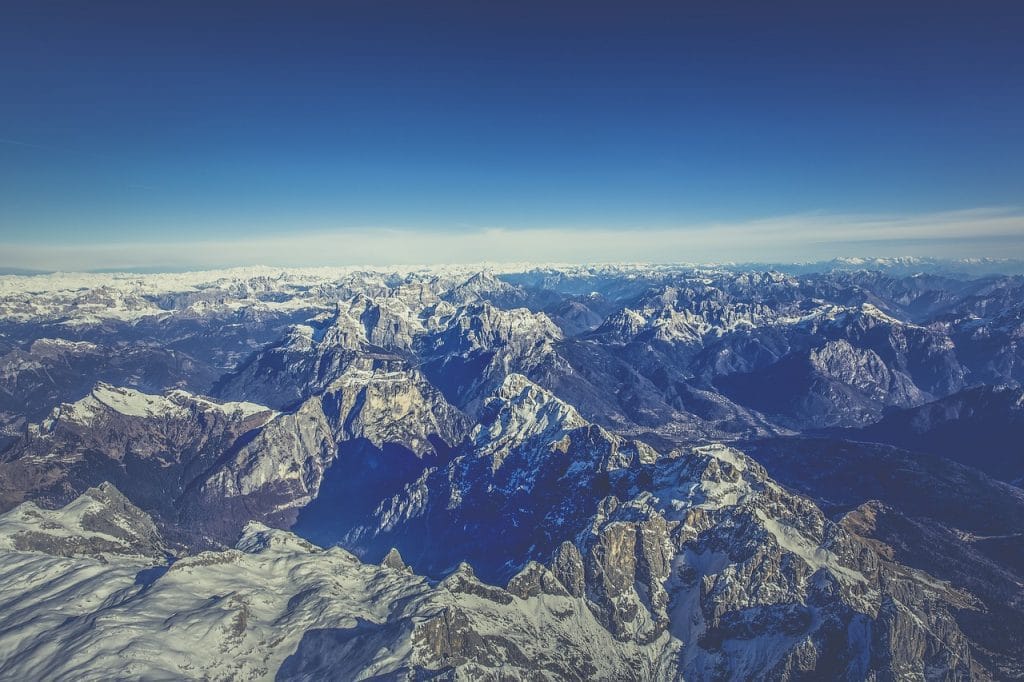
[1,0,1023,270]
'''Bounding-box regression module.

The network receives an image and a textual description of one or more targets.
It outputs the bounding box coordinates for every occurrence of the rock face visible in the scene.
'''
[416,302,568,417]
[319,360,467,455]
[0,383,278,536]
[710,304,966,429]
[1,374,465,547]
[349,374,657,579]
[353,399,986,678]
[744,436,1024,677]
[584,445,981,679]
[1,262,1024,679]
[213,293,431,409]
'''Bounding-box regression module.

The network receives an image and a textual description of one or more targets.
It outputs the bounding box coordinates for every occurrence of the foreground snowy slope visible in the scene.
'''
[0,438,986,680]
[0,492,673,681]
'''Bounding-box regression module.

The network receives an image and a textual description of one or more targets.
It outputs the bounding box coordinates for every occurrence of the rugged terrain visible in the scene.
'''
[0,259,1021,679]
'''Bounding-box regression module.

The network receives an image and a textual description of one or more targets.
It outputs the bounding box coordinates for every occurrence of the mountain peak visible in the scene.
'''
[474,375,589,459]
[235,522,322,555]
[84,383,187,420]
[50,384,273,430]
[380,547,411,572]
[496,371,544,399]
[0,482,165,560]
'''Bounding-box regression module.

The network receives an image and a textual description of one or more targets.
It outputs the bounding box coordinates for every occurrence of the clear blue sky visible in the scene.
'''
[1,1,1023,268]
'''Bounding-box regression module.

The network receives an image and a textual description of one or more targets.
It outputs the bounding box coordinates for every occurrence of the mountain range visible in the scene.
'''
[0,260,1022,679]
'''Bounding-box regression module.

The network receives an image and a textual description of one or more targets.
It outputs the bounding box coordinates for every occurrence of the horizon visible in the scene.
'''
[3,206,1024,271]
[4,254,1024,279]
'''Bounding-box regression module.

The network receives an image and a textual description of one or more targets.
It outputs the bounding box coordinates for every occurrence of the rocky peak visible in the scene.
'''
[37,383,274,435]
[59,382,189,425]
[430,302,563,352]
[381,547,412,573]
[0,482,166,560]
[472,373,588,464]
[322,360,468,455]
[594,307,648,341]
[442,270,525,306]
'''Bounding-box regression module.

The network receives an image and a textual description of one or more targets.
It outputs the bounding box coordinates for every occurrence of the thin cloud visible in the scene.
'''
[0,137,58,152]
[2,207,1023,271]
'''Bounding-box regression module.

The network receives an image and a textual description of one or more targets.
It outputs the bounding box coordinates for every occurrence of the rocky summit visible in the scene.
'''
[0,260,1022,679]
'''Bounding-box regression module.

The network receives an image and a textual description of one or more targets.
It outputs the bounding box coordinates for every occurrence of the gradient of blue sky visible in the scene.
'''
[1,0,1023,268]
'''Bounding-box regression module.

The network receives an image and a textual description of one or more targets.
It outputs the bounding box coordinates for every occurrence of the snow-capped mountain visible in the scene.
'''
[0,260,1022,679]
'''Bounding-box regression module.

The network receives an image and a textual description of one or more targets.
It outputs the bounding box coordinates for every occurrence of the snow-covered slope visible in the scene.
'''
[0,496,673,681]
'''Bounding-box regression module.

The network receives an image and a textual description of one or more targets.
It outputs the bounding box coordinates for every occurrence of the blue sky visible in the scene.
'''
[1,1,1023,269]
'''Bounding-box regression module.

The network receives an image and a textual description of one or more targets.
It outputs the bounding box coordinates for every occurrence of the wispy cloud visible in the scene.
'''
[0,137,59,152]
[2,207,1023,271]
